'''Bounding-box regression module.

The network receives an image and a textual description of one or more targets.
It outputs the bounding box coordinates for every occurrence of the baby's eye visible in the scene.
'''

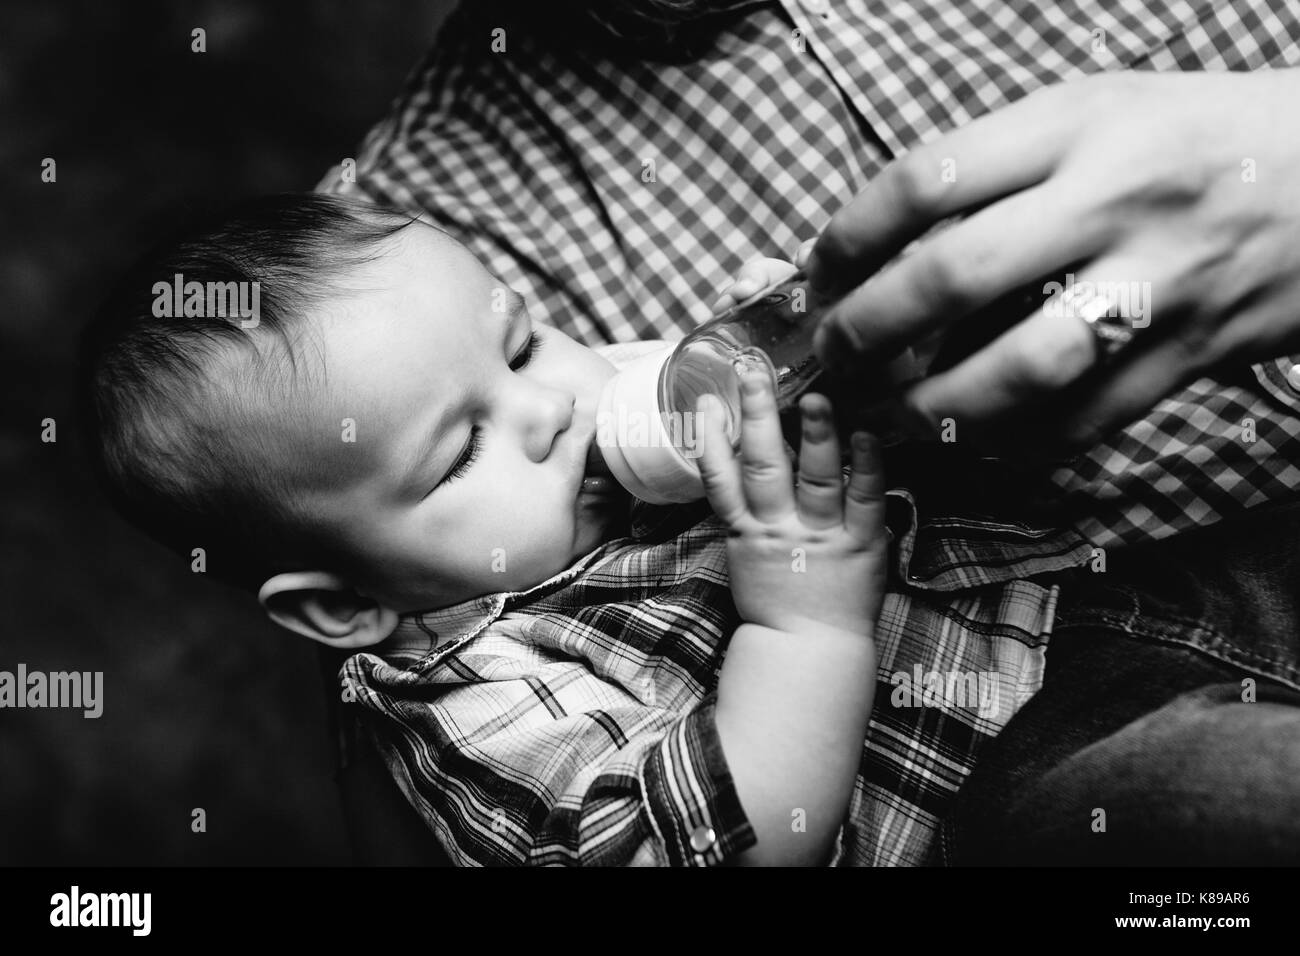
[422,424,482,498]
[510,330,543,370]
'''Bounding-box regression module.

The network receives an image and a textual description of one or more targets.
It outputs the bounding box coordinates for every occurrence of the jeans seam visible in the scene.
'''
[1055,616,1300,695]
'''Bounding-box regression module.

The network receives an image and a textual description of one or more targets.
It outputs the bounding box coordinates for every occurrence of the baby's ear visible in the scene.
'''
[258,571,399,648]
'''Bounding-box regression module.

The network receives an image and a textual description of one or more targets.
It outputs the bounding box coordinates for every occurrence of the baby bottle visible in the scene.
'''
[594,270,922,504]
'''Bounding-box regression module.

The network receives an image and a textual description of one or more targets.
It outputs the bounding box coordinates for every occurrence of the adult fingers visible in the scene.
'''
[899,258,1155,439]
[804,80,1084,299]
[1057,334,1198,447]
[812,180,1108,370]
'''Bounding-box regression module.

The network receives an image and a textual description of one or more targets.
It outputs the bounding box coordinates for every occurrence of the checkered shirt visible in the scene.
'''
[342,337,1073,864]
[323,1,1300,864]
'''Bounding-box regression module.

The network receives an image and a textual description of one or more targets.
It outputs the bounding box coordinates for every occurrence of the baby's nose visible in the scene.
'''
[546,392,575,432]
[525,389,575,460]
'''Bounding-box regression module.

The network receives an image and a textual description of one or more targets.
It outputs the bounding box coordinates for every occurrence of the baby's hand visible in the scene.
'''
[696,367,887,637]
[711,251,807,315]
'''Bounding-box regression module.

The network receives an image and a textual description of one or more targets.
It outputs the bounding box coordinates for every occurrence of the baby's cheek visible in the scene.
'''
[556,332,616,378]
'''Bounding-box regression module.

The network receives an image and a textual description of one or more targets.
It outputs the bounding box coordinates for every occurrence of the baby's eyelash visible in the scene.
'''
[431,328,540,495]
[441,425,482,486]
[511,330,543,370]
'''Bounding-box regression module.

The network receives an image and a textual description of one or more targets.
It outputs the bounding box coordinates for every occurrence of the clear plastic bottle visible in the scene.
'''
[595,270,921,504]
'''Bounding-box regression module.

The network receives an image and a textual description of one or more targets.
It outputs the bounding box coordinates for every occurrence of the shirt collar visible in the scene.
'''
[385,542,607,658]
[384,493,712,659]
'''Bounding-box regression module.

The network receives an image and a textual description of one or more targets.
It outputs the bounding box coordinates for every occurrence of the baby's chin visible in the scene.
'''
[392,492,634,614]
[574,486,632,551]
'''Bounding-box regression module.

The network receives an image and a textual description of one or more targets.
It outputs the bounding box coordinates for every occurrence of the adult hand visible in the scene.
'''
[806,68,1300,447]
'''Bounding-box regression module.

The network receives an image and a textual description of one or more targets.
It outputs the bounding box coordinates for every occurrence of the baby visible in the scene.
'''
[79,193,1046,866]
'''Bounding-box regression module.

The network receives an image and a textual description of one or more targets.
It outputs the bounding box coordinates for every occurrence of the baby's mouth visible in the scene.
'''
[584,439,614,479]
[580,434,620,498]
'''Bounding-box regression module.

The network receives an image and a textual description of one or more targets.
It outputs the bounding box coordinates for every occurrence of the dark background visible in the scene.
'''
[2,0,454,865]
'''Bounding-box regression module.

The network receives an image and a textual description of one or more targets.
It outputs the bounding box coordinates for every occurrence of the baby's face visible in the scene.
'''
[278,222,629,613]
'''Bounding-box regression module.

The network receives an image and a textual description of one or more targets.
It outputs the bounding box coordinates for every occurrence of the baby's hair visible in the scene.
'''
[78,193,419,591]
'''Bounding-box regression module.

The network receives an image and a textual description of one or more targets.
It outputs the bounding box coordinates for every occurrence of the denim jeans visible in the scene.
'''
[939,497,1300,865]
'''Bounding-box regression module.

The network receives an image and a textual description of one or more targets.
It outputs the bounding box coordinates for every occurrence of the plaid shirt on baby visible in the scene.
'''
[342,342,1075,866]
[323,1,1300,864]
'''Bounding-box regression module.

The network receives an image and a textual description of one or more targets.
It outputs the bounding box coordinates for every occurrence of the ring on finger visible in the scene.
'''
[1054,286,1137,362]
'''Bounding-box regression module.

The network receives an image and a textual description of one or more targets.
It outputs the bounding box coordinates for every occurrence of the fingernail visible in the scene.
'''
[802,399,825,420]
[740,366,768,393]
[795,237,815,268]
[802,404,830,440]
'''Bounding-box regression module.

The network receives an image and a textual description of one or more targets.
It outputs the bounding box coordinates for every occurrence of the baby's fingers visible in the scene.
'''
[737,366,796,523]
[795,393,845,530]
[711,256,799,315]
[843,432,887,548]
[695,394,747,525]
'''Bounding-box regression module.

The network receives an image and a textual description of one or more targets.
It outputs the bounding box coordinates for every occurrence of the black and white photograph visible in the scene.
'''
[4,0,1298,931]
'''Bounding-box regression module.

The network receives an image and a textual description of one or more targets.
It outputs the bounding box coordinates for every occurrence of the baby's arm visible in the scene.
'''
[349,647,760,866]
[346,372,887,868]
[696,369,887,866]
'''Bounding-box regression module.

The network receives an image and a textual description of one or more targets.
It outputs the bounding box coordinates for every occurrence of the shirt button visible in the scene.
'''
[689,825,716,853]
[1286,360,1300,393]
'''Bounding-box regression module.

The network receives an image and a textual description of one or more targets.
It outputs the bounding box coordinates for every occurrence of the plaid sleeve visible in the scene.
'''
[343,648,756,867]
[640,694,756,866]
